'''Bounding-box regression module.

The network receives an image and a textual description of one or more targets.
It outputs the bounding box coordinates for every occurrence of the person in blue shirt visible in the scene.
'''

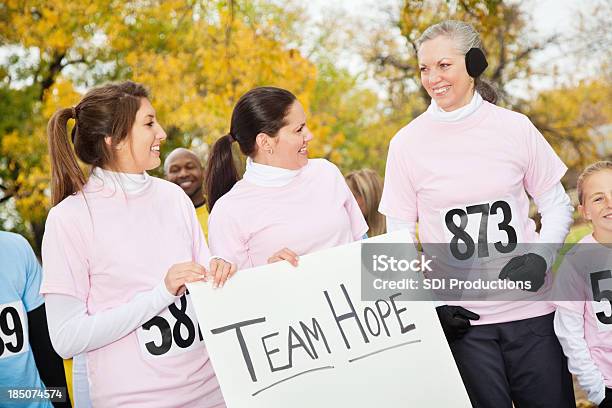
[0,231,70,407]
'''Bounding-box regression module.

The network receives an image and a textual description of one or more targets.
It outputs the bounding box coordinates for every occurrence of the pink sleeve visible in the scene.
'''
[335,165,368,240]
[181,193,211,266]
[207,201,251,269]
[41,207,91,302]
[553,255,587,314]
[346,196,369,240]
[379,137,418,222]
[522,117,568,197]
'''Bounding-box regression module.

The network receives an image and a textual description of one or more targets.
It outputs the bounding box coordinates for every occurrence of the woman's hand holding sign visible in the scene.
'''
[164,262,207,296]
[267,248,299,267]
[208,258,238,289]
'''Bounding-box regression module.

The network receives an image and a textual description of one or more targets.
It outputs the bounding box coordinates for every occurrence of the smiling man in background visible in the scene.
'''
[164,148,209,238]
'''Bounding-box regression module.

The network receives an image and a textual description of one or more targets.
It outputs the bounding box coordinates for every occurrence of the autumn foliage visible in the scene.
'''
[0,0,610,253]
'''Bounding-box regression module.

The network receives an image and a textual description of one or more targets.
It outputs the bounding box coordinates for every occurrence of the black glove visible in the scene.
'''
[436,305,480,342]
[600,387,612,408]
[499,253,547,292]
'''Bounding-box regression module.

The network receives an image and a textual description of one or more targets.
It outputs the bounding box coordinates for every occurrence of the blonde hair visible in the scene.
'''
[345,169,386,237]
[577,161,612,205]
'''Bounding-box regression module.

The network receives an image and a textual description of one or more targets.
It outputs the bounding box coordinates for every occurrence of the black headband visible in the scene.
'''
[465,48,488,78]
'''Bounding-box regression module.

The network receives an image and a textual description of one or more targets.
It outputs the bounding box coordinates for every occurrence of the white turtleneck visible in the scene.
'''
[426,90,483,122]
[91,166,150,194]
[242,157,301,187]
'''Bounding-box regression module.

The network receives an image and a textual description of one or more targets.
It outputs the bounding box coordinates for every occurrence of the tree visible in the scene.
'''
[524,77,611,170]
[1,0,116,251]
[360,0,606,175]
[0,0,325,254]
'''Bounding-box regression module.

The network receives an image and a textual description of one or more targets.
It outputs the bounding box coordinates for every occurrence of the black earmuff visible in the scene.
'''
[465,48,488,78]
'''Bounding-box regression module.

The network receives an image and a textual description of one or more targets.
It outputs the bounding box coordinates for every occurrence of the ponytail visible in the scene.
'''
[475,78,498,104]
[47,107,87,206]
[46,81,149,206]
[205,87,297,210]
[206,134,239,211]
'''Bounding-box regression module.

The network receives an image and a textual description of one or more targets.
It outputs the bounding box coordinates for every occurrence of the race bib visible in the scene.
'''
[440,197,523,261]
[137,293,205,359]
[0,300,28,360]
[590,270,612,333]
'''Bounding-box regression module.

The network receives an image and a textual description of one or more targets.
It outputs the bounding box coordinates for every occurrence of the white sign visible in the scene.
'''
[188,231,471,408]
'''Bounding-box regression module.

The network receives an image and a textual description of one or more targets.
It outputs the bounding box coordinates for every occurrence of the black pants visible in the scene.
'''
[600,388,612,408]
[449,312,575,408]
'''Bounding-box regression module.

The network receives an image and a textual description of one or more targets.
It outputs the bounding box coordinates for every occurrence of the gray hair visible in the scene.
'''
[417,20,482,53]
[416,20,498,104]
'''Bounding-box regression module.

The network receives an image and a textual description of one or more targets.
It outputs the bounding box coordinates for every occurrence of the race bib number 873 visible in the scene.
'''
[0,300,28,359]
[441,198,522,261]
[137,293,204,359]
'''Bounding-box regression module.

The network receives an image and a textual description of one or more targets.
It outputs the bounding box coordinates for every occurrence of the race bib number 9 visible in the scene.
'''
[0,300,28,359]
[137,294,204,359]
[590,270,612,333]
[441,198,522,261]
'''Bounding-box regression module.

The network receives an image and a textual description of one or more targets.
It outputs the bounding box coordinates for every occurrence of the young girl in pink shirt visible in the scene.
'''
[205,86,367,270]
[379,20,575,406]
[41,81,235,407]
[554,161,612,407]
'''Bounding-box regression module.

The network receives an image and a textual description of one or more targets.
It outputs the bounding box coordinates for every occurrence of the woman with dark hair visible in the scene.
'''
[206,86,367,270]
[42,81,234,407]
[379,20,575,407]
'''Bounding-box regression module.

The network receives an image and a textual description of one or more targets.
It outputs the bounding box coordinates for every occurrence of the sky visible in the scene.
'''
[302,0,601,97]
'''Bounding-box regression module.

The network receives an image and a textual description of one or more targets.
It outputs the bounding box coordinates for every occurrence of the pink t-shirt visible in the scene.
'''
[208,158,368,268]
[554,234,612,387]
[379,101,567,324]
[41,177,224,408]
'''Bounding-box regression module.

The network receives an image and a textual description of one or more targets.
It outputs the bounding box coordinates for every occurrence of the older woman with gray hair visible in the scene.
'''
[379,20,575,407]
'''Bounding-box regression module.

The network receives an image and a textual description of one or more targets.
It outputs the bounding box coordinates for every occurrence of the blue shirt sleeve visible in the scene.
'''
[21,238,45,312]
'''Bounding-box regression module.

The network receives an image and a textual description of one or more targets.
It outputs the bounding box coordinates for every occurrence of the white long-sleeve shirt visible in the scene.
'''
[554,308,606,404]
[45,281,177,359]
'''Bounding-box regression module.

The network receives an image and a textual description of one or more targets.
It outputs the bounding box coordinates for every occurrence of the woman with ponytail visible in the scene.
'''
[42,81,234,407]
[206,86,367,269]
[379,21,575,406]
